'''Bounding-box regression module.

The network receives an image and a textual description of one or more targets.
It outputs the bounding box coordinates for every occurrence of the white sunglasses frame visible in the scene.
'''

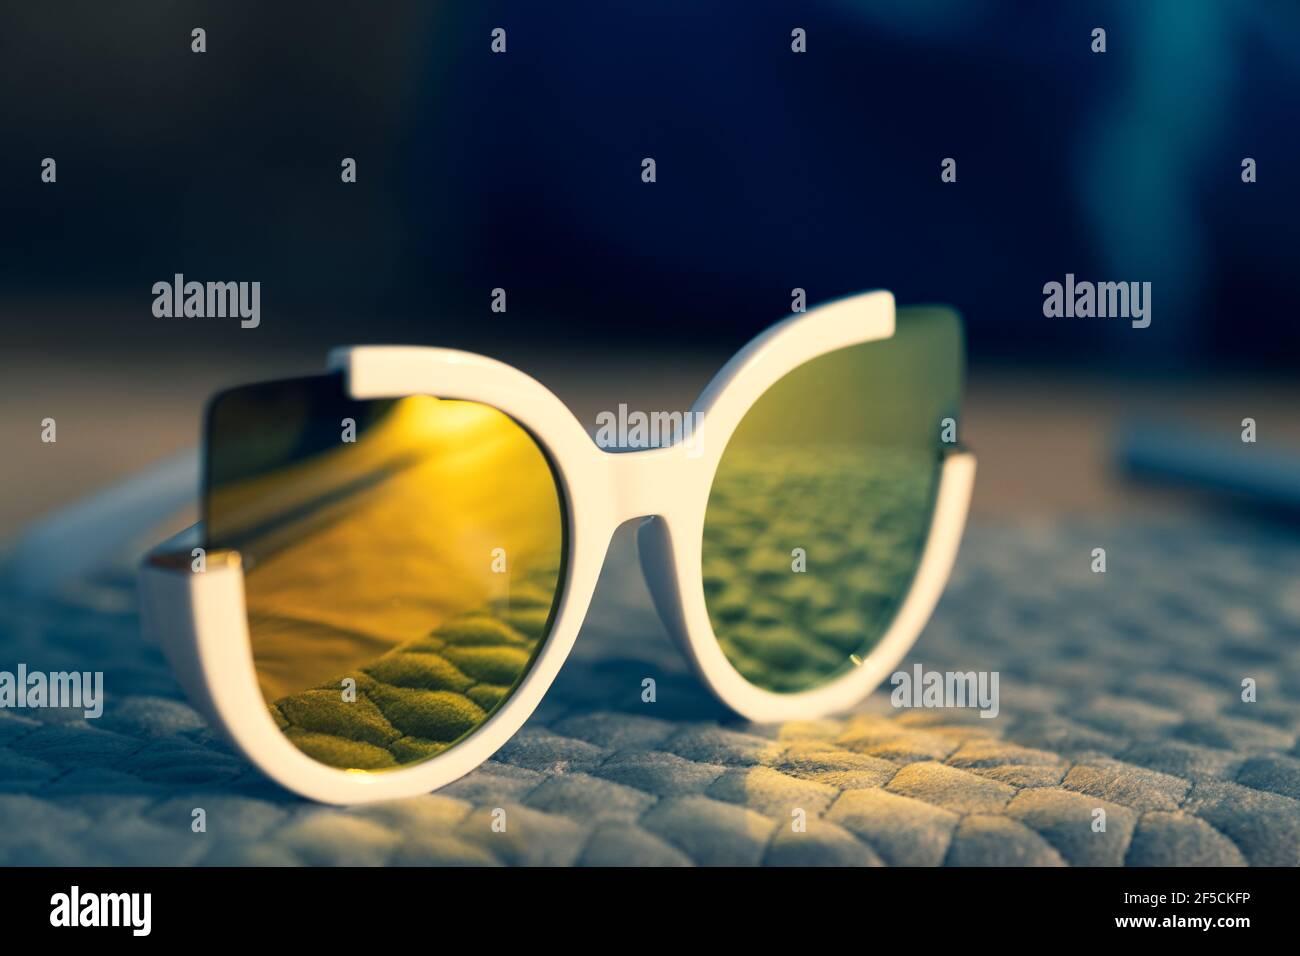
[138,289,975,804]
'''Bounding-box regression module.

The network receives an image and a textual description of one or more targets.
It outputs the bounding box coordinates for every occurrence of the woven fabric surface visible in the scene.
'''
[0,517,1297,866]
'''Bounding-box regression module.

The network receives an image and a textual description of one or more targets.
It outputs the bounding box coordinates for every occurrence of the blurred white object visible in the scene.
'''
[6,449,199,597]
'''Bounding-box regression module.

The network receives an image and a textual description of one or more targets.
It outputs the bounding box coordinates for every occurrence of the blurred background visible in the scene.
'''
[2,0,1298,535]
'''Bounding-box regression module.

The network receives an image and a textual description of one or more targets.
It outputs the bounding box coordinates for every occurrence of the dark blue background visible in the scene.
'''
[3,1,1297,369]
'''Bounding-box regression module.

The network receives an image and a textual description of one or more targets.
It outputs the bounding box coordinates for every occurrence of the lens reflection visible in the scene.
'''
[205,375,565,771]
[702,308,963,693]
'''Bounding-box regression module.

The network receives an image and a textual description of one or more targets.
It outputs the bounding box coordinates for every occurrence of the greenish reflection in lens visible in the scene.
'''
[205,374,566,771]
[703,307,963,693]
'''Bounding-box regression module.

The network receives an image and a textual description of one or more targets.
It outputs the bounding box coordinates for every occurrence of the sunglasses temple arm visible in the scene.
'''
[2,448,200,597]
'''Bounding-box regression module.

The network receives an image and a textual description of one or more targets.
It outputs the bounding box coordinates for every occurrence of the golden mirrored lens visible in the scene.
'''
[205,376,565,771]
[703,308,963,693]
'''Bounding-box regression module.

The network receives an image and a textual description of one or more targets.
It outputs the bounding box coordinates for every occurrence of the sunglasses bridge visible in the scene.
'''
[595,440,708,525]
